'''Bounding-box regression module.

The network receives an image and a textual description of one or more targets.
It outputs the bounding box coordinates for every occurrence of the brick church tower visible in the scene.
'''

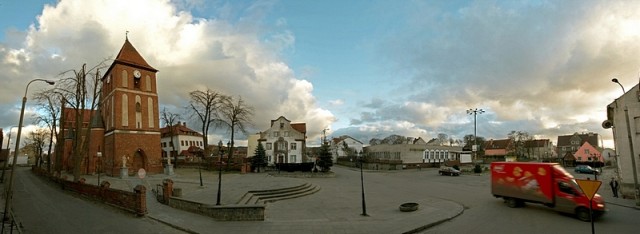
[100,38,163,176]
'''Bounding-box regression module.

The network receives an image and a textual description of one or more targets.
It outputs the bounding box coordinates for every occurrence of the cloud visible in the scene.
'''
[341,1,640,146]
[0,0,334,143]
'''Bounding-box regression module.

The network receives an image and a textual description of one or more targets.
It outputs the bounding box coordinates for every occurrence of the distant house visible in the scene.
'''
[160,122,204,162]
[248,116,307,165]
[330,135,364,162]
[573,141,602,166]
[556,132,600,161]
[523,139,556,161]
[367,137,462,168]
[483,139,515,162]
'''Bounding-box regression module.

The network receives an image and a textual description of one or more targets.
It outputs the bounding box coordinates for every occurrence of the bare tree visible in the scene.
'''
[23,128,50,168]
[160,108,180,168]
[508,130,533,159]
[33,89,63,173]
[437,133,448,146]
[217,96,254,169]
[187,89,226,157]
[56,63,104,181]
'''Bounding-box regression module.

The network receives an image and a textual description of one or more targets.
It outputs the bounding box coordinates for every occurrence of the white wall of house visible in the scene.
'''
[259,117,306,165]
[608,83,640,196]
[331,136,364,162]
[160,134,203,156]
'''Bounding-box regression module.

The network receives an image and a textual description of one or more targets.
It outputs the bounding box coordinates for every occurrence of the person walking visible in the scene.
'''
[609,177,619,198]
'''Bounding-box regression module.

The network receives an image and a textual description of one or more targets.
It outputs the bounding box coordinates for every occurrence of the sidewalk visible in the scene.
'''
[572,168,640,209]
[64,166,465,234]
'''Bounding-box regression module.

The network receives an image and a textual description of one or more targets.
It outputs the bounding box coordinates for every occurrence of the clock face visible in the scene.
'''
[133,70,141,78]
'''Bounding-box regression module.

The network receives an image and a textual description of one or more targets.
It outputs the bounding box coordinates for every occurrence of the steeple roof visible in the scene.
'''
[113,38,157,72]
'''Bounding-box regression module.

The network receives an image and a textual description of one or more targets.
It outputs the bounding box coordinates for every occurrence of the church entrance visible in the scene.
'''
[133,149,146,172]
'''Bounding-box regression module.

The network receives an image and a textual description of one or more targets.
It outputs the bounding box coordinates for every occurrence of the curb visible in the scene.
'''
[147,215,199,234]
[402,203,465,234]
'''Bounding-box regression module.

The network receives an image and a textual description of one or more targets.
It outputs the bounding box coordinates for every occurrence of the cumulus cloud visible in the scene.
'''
[0,0,334,143]
[342,1,640,145]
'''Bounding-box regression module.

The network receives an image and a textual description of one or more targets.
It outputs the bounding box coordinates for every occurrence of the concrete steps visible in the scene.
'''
[236,183,321,204]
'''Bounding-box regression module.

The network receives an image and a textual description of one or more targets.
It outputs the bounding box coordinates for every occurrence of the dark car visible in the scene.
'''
[439,167,461,176]
[574,165,599,174]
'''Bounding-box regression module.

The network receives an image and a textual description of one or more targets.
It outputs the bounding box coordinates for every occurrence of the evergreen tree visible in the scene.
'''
[251,142,267,172]
[317,143,333,172]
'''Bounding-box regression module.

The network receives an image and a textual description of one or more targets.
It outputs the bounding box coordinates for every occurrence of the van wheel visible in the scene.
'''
[505,198,519,208]
[576,207,591,222]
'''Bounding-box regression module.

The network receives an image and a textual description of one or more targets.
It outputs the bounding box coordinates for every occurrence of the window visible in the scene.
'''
[274,131,279,137]
[147,97,154,127]
[290,155,297,163]
[121,70,128,87]
[280,123,284,128]
[121,94,129,127]
[558,181,577,195]
[584,149,590,154]
[284,131,289,137]
[266,143,272,150]
[291,143,297,150]
[181,140,185,146]
[145,75,151,91]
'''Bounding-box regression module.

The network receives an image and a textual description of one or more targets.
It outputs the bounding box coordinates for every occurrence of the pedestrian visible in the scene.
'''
[609,177,619,198]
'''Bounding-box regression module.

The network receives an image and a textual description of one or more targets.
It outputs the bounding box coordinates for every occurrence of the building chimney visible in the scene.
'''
[183,122,186,127]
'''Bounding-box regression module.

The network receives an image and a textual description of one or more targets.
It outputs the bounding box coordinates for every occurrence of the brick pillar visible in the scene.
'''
[162,179,173,204]
[134,185,147,216]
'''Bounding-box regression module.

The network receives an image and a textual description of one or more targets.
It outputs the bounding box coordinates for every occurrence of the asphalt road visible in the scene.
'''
[10,167,184,234]
[409,167,639,234]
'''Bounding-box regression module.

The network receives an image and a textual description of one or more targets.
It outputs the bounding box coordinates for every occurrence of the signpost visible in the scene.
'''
[576,178,602,234]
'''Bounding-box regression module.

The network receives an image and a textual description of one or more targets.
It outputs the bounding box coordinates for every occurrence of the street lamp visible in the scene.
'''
[359,150,368,216]
[611,78,639,206]
[1,126,18,183]
[2,79,55,231]
[467,108,485,163]
[216,140,224,205]
[97,152,102,185]
[612,78,626,93]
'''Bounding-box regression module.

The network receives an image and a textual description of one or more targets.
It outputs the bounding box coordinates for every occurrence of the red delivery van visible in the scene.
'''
[491,162,605,221]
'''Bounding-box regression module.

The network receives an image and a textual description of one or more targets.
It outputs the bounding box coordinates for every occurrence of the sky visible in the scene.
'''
[1,0,639,149]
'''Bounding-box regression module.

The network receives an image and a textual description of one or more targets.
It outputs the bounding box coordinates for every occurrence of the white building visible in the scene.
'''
[248,116,307,165]
[330,135,364,162]
[606,82,640,200]
[160,122,204,160]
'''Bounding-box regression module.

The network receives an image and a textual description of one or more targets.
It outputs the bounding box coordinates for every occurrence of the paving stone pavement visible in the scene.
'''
[58,165,464,234]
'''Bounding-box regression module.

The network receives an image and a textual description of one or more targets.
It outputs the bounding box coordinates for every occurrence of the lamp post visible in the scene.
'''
[1,126,18,183]
[359,150,368,216]
[2,79,55,231]
[216,140,224,205]
[611,78,639,206]
[467,108,485,163]
[97,152,102,185]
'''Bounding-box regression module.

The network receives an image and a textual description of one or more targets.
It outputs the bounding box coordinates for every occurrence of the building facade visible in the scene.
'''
[606,83,640,199]
[556,132,600,161]
[251,116,307,165]
[57,38,163,176]
[330,135,364,162]
[160,122,204,161]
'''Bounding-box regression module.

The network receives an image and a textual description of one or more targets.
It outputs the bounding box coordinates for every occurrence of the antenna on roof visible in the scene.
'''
[126,30,129,40]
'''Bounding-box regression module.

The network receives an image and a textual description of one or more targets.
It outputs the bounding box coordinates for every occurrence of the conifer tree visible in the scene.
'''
[251,142,267,172]
[317,143,333,172]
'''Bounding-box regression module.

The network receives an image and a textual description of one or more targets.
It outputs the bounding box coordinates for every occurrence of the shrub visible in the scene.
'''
[473,164,482,173]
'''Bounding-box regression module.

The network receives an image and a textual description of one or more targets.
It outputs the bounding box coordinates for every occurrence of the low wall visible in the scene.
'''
[32,167,146,216]
[168,197,265,221]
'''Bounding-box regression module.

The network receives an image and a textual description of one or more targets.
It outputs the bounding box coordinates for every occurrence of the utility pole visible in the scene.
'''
[467,108,485,163]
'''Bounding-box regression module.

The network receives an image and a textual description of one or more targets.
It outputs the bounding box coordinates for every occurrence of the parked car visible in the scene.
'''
[574,165,599,175]
[439,167,461,176]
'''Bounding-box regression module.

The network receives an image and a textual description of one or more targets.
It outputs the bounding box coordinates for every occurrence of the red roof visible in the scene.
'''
[114,38,157,71]
[291,123,306,134]
[160,123,203,137]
